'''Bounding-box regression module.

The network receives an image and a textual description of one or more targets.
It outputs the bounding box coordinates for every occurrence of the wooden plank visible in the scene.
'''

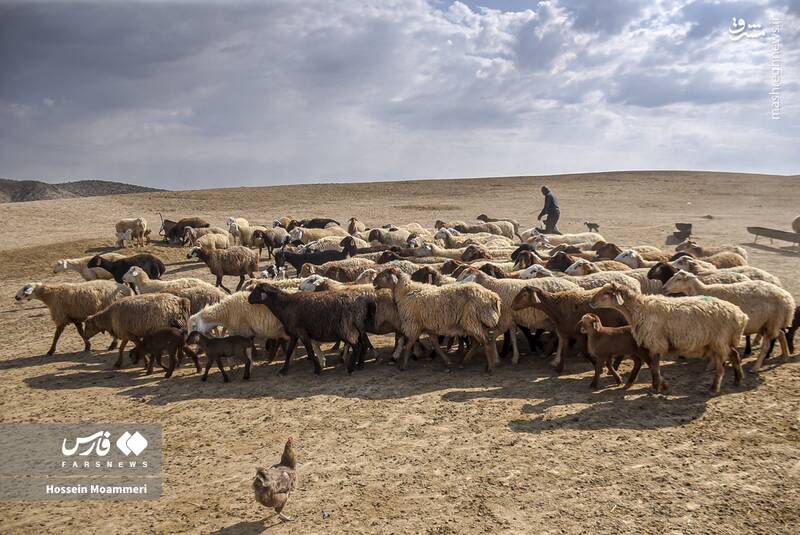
[746,226,800,244]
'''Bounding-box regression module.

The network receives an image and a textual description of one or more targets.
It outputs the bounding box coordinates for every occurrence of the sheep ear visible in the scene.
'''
[24,285,34,295]
[390,273,398,285]
[531,290,541,303]
[614,292,624,306]
[592,318,601,331]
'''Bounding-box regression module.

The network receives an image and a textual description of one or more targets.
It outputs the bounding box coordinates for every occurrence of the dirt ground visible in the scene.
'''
[0,171,798,534]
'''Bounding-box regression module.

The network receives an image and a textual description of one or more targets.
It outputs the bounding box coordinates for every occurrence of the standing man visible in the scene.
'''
[537,186,561,234]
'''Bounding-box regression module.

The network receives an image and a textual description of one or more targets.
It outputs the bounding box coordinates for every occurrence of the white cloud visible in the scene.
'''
[0,0,796,188]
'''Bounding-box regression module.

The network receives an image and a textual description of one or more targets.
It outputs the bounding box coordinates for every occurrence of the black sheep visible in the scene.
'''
[274,237,358,273]
[287,218,340,230]
[248,283,372,375]
[88,253,166,283]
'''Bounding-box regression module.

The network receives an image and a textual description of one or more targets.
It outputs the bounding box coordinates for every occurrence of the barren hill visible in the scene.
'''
[0,178,162,203]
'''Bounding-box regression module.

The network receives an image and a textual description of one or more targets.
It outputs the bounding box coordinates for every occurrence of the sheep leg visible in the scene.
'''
[483,339,498,374]
[310,341,326,368]
[649,354,665,393]
[590,356,603,389]
[612,355,623,370]
[390,335,405,363]
[114,339,129,368]
[710,355,724,394]
[750,333,773,372]
[426,335,452,369]
[509,326,521,365]
[216,275,232,294]
[301,336,323,375]
[72,321,91,351]
[236,275,246,292]
[242,348,252,380]
[107,338,119,350]
[606,358,622,385]
[217,356,230,382]
[280,337,299,375]
[728,348,743,386]
[777,330,790,358]
[46,323,67,356]
[357,334,370,369]
[165,348,179,378]
[499,331,511,359]
[550,335,565,372]
[625,356,643,389]
[744,335,752,356]
[145,350,158,375]
[399,334,420,371]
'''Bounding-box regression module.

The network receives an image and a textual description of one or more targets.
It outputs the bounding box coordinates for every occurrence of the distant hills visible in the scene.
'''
[0,178,163,203]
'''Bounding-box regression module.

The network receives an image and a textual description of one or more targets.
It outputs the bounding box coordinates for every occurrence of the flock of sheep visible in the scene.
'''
[15,213,799,394]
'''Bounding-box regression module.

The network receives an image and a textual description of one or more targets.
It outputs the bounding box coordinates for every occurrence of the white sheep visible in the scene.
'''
[671,256,781,287]
[114,229,134,248]
[373,267,502,372]
[529,230,605,248]
[590,282,748,393]
[663,270,795,372]
[289,226,349,244]
[196,232,232,250]
[518,265,641,294]
[183,226,232,246]
[15,280,132,355]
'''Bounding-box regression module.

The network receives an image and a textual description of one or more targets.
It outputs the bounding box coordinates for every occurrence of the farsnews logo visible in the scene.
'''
[62,430,148,457]
[728,17,766,41]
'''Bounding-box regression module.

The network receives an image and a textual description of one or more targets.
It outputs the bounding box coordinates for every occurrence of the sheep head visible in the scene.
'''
[589,283,629,309]
[614,250,640,268]
[372,267,402,289]
[662,269,699,296]
[578,313,602,334]
[15,283,37,301]
[511,287,545,310]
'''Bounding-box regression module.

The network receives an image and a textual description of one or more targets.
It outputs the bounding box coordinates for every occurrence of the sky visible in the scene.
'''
[0,0,798,189]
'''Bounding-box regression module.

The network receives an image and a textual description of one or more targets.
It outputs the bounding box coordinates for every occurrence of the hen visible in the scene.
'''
[253,437,298,521]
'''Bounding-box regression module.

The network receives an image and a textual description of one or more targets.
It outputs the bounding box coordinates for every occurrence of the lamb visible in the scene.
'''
[53,253,127,280]
[434,219,468,230]
[589,282,747,393]
[663,270,795,372]
[15,281,132,355]
[115,217,148,247]
[129,328,198,377]
[248,283,372,374]
[187,331,254,382]
[187,245,260,293]
[578,313,651,390]
[289,226,349,244]
[115,229,134,248]
[84,293,191,368]
[670,256,781,287]
[476,214,522,239]
[87,253,166,283]
[511,286,625,372]
[300,235,368,253]
[347,217,367,235]
[565,258,632,275]
[675,240,748,262]
[415,243,471,260]
[122,267,226,314]
[458,267,579,364]
[182,226,231,246]
[274,237,359,274]
[373,267,502,372]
